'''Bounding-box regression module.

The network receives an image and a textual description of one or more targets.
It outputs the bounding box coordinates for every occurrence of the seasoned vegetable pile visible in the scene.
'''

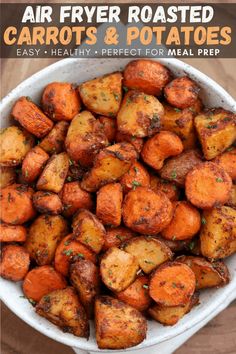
[0,59,236,350]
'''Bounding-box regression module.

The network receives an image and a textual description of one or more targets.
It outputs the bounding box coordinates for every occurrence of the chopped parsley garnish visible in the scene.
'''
[201,217,207,225]
[170,170,177,179]
[174,108,181,112]
[216,177,223,182]
[132,180,141,189]
[143,284,149,289]
[63,249,73,256]
[123,86,129,93]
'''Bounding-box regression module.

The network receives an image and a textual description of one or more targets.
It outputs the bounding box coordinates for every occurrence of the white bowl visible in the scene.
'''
[0,58,236,353]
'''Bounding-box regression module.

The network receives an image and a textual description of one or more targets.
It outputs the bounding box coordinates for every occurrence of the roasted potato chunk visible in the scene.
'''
[164,76,200,109]
[161,201,201,241]
[70,259,100,317]
[159,149,202,186]
[95,296,147,349]
[117,90,164,138]
[122,187,173,235]
[61,181,93,217]
[79,72,123,117]
[116,275,151,312]
[33,191,63,215]
[200,206,236,259]
[149,293,199,326]
[37,152,69,193]
[65,111,108,166]
[195,108,236,160]
[123,59,171,96]
[0,126,34,167]
[149,262,196,307]
[120,161,150,194]
[41,82,81,121]
[162,103,197,150]
[0,245,30,281]
[0,167,16,188]
[0,184,35,225]
[72,209,105,254]
[25,215,68,265]
[100,247,139,292]
[55,234,96,276]
[103,226,136,250]
[123,236,172,274]
[177,256,230,289]
[22,146,49,183]
[141,131,183,170]
[36,287,89,338]
[12,96,53,138]
[213,147,236,181]
[81,142,137,192]
[96,183,123,227]
[98,116,117,142]
[186,162,232,209]
[23,265,67,302]
[149,175,179,201]
[39,121,69,154]
[115,132,144,154]
[0,223,27,242]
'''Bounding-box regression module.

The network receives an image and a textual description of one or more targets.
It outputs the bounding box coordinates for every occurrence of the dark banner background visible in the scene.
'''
[1,3,235,58]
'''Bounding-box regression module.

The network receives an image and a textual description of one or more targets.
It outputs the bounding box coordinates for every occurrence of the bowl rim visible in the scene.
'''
[0,57,236,352]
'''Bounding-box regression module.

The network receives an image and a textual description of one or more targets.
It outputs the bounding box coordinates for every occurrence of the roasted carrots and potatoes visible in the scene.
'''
[1,59,235,350]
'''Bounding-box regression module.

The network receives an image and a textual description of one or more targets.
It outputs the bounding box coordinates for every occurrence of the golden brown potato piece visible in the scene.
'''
[176,256,230,289]
[12,97,53,138]
[123,236,173,274]
[115,132,144,154]
[116,275,151,312]
[161,201,201,241]
[0,184,35,225]
[189,98,204,115]
[200,206,236,259]
[141,131,183,170]
[37,152,69,193]
[72,209,105,254]
[0,223,27,242]
[33,191,63,215]
[164,77,200,109]
[226,184,236,208]
[195,108,236,160]
[122,187,173,235]
[22,146,49,183]
[155,235,192,253]
[96,183,123,227]
[25,215,68,265]
[41,82,81,121]
[123,59,171,96]
[213,147,236,181]
[162,103,197,150]
[65,111,108,167]
[0,126,34,167]
[159,149,202,186]
[78,72,122,117]
[23,265,67,302]
[149,293,199,326]
[0,245,30,281]
[0,167,16,188]
[149,175,179,201]
[95,296,147,349]
[98,116,117,142]
[39,121,69,154]
[186,162,232,209]
[81,142,137,192]
[60,181,93,217]
[36,287,89,338]
[103,226,136,251]
[70,259,100,317]
[149,262,196,307]
[54,234,96,276]
[120,161,150,194]
[117,90,164,138]
[100,247,139,292]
